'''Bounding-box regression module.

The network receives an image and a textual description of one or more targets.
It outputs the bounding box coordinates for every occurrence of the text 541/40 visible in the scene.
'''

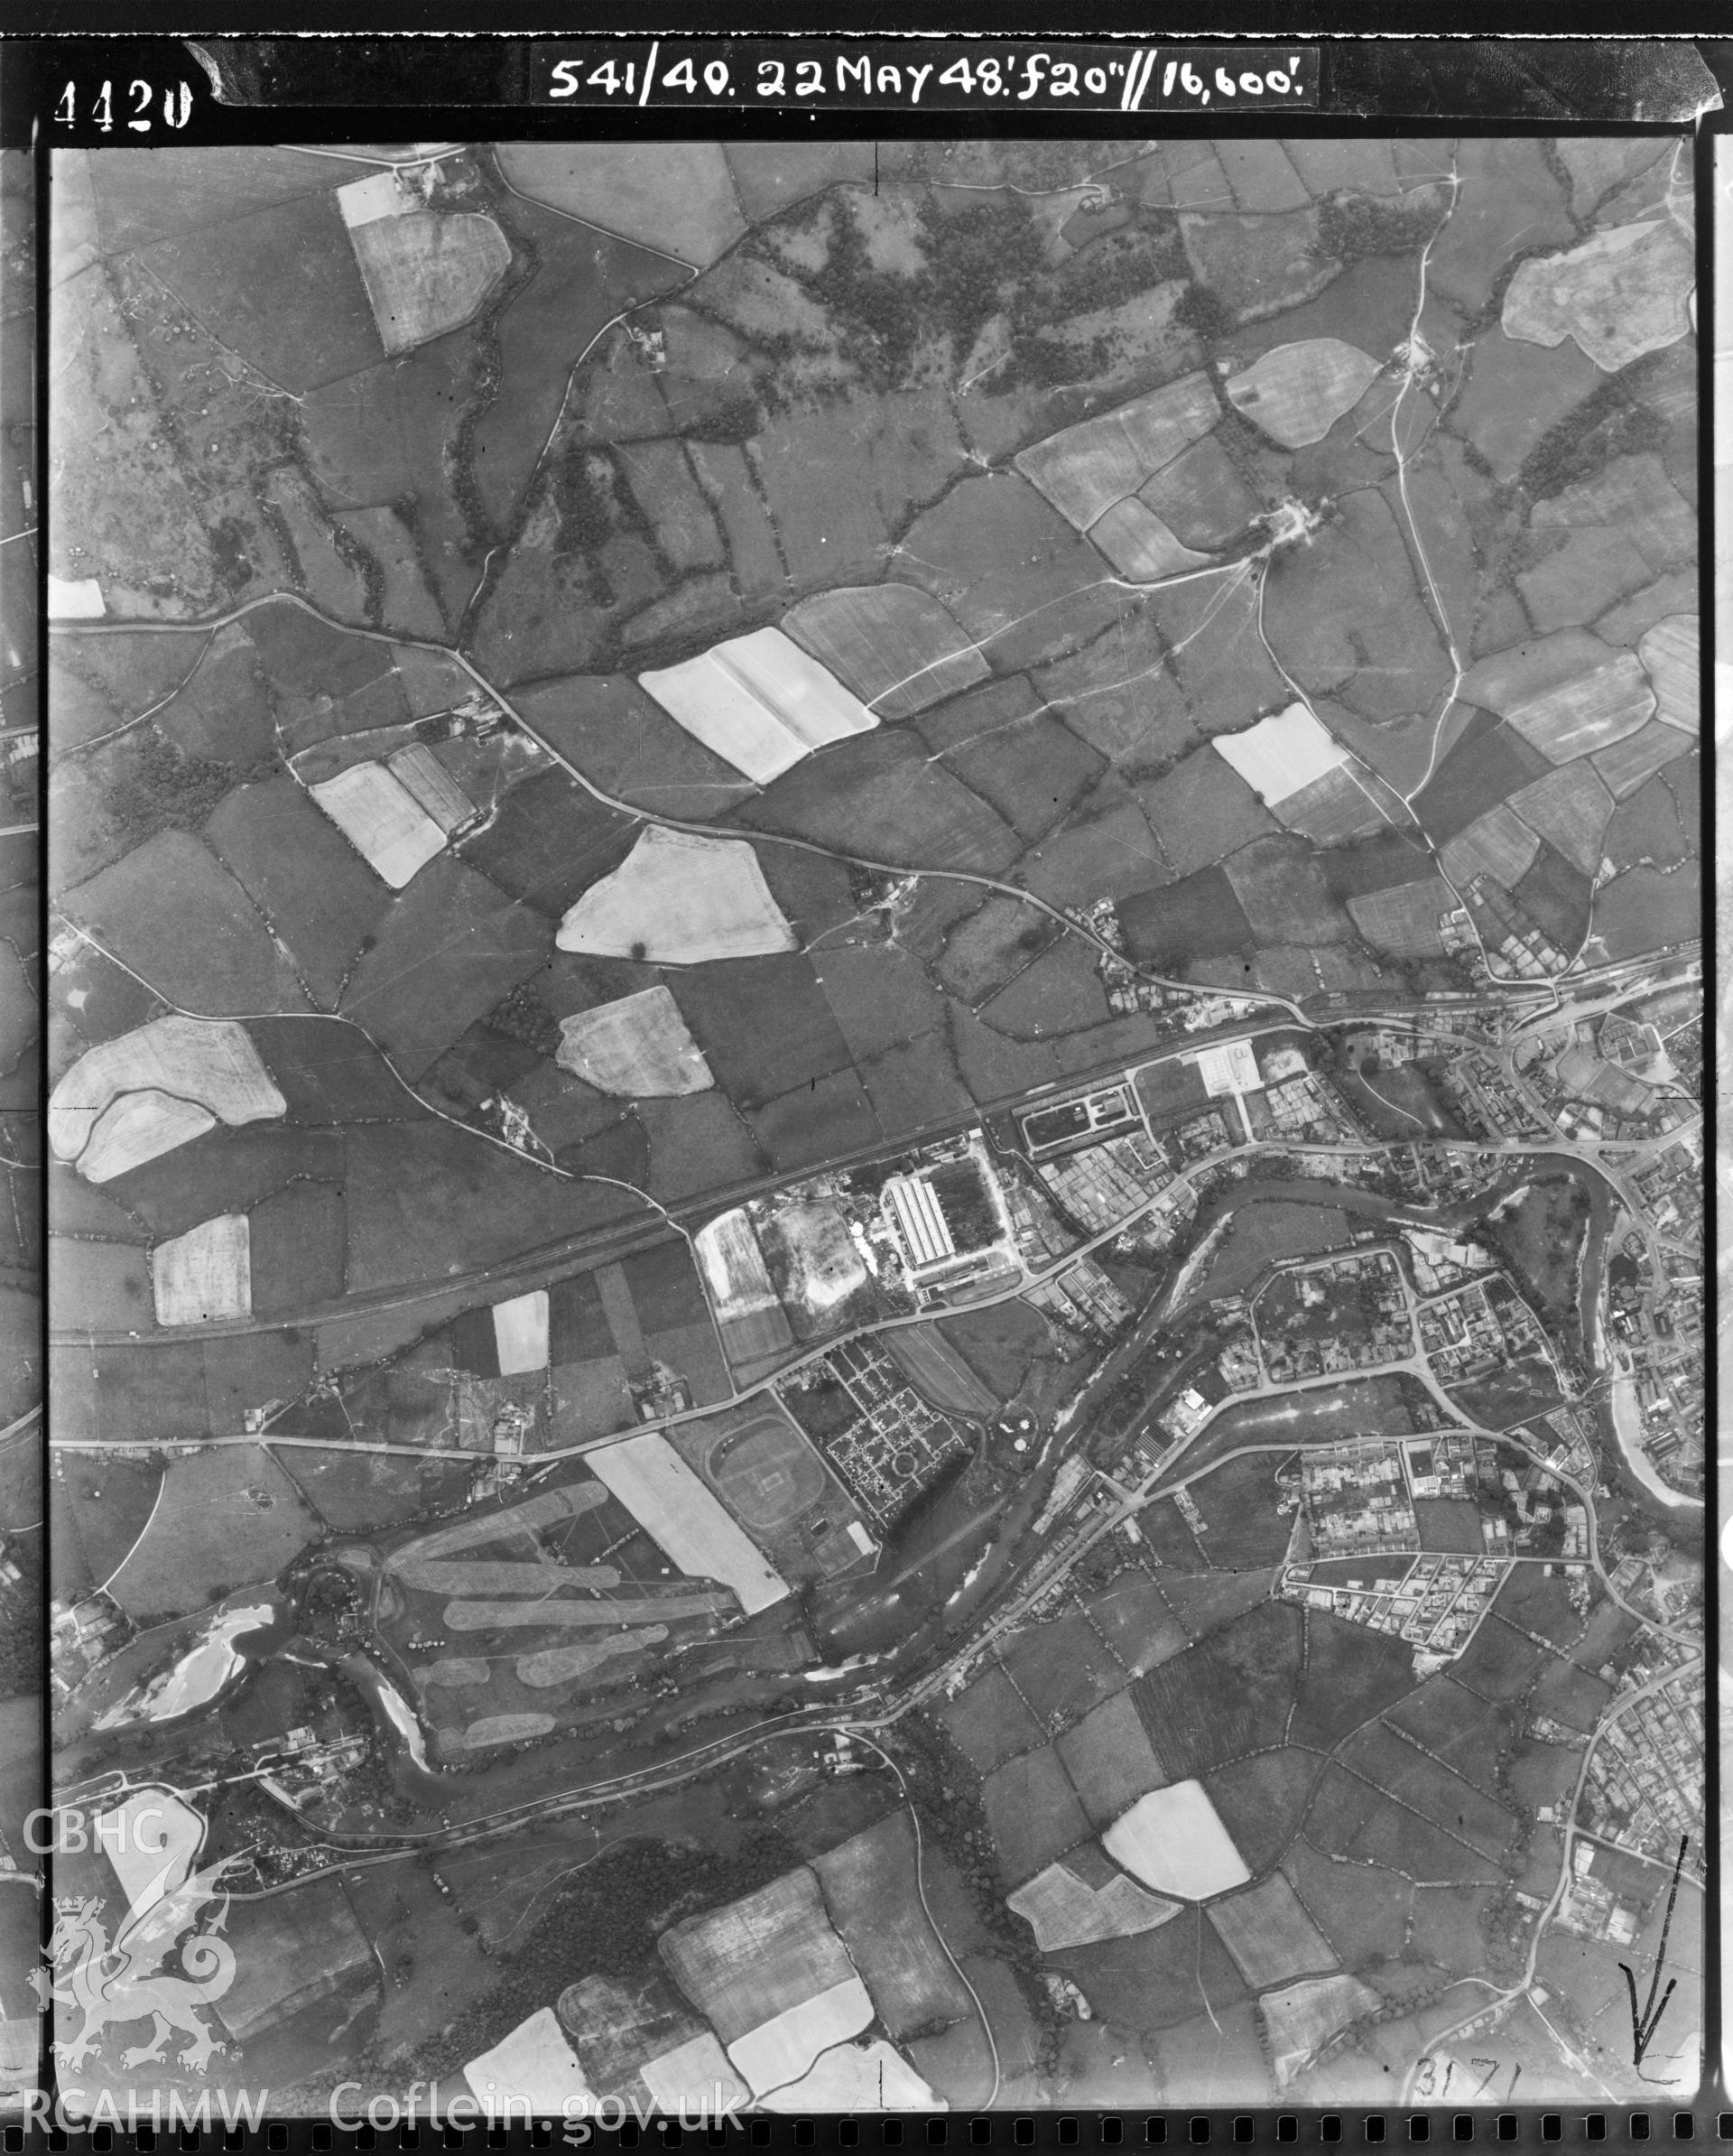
[546,47,1315,107]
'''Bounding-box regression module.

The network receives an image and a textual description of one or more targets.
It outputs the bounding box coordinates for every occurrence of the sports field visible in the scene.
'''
[710,1411,827,1530]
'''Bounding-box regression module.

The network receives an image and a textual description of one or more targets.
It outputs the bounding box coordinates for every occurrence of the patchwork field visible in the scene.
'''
[1207,1872,1339,1987]
[1203,1747,1329,1878]
[1056,1688,1167,1827]
[45,130,1701,2119]
[936,1664,1047,1775]
[981,1744,1091,1886]
[102,1442,320,1622]
[811,1809,974,2040]
[1008,1845,1181,1954]
[1132,1602,1303,1778]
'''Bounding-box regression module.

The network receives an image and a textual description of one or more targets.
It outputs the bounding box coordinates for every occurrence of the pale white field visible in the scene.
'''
[1101,1780,1251,1899]
[151,1212,251,1325]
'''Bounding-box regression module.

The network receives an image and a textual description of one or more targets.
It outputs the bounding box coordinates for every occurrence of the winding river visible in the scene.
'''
[339,1650,442,1789]
[1180,1156,1698,1514]
[91,1589,296,1733]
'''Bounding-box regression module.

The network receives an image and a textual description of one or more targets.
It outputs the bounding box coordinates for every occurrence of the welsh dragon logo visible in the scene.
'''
[34,1857,239,2077]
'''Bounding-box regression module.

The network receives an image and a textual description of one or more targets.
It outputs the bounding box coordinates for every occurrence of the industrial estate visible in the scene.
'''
[32,129,1703,2118]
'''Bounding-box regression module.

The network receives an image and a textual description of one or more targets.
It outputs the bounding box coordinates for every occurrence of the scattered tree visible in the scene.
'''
[1172,283,1235,342]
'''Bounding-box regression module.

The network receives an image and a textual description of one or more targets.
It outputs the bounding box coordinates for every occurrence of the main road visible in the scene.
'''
[48,1009,1552,1353]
